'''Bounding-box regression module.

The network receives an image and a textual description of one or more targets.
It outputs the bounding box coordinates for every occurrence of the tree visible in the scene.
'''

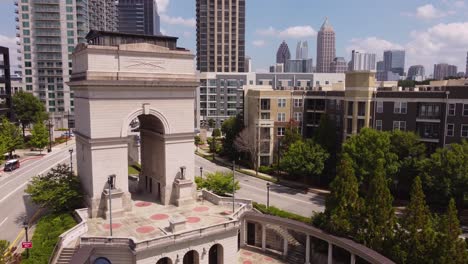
[314,114,339,184]
[420,140,468,208]
[390,130,426,197]
[221,115,244,160]
[30,122,49,154]
[12,91,47,137]
[0,134,7,160]
[342,128,399,190]
[323,155,363,237]
[0,117,23,158]
[194,135,202,147]
[435,199,468,263]
[234,128,260,175]
[401,176,437,263]
[280,139,329,180]
[359,159,396,253]
[25,164,83,212]
[208,118,216,128]
[0,240,21,264]
[195,171,240,196]
[212,128,221,138]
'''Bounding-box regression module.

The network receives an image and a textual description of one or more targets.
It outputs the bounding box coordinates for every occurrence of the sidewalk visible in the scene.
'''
[196,148,330,196]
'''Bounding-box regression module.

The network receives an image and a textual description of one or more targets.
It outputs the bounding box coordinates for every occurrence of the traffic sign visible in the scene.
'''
[22,242,32,249]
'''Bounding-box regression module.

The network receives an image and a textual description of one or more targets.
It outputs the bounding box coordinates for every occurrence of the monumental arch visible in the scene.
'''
[69,31,199,218]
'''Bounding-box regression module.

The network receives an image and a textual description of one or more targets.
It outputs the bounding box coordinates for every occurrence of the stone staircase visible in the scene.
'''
[267,224,305,263]
[56,248,78,264]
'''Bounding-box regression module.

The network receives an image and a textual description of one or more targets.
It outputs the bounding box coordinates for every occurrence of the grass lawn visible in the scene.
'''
[22,213,77,264]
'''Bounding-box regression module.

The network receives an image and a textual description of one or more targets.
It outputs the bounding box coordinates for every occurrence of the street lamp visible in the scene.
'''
[69,149,73,176]
[47,119,52,153]
[232,160,236,213]
[266,182,271,210]
[276,139,282,180]
[107,175,115,237]
[199,166,203,180]
[23,220,29,258]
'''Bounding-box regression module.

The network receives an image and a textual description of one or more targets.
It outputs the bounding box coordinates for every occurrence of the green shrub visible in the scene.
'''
[253,202,311,224]
[195,171,240,196]
[22,213,77,264]
[258,166,274,174]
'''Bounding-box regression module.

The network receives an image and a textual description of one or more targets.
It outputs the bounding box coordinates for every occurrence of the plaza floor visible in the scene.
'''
[238,248,286,264]
[85,197,241,241]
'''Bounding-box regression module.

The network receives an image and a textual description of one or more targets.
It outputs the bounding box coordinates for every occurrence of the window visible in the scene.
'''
[376,120,383,131]
[376,101,383,113]
[23,38,30,44]
[25,69,32,75]
[347,101,354,116]
[67,15,73,20]
[22,22,29,28]
[24,54,31,59]
[277,127,285,136]
[261,113,270,120]
[23,29,30,35]
[21,6,28,11]
[278,98,286,108]
[66,7,73,12]
[22,14,29,19]
[260,99,270,110]
[25,61,31,67]
[67,22,74,29]
[358,102,366,116]
[294,112,303,122]
[447,124,454,137]
[277,113,286,122]
[293,99,303,107]
[67,31,74,37]
[68,38,74,44]
[463,104,468,116]
[393,121,406,131]
[394,102,407,114]
[462,125,468,138]
[448,104,456,116]
[24,46,30,52]
[25,77,32,83]
[66,0,73,3]
[26,85,32,91]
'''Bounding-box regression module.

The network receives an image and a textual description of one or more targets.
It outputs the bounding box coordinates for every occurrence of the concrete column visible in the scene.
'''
[239,219,246,248]
[305,235,310,264]
[327,243,333,264]
[283,238,288,257]
[350,253,356,264]
[261,224,266,251]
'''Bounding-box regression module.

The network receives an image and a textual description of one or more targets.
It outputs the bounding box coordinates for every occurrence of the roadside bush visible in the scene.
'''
[253,202,311,224]
[22,213,76,264]
[258,166,274,175]
[195,171,240,196]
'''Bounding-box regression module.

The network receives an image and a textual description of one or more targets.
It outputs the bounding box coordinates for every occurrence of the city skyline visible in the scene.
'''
[0,0,467,73]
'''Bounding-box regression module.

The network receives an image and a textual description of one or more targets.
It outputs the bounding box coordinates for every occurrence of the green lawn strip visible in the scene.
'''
[22,212,77,263]
[253,202,311,224]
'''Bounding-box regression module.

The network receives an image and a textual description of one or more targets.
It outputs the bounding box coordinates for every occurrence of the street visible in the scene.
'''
[0,144,75,243]
[194,155,325,217]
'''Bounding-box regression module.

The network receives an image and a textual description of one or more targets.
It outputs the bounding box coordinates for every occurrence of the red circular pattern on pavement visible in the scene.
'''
[242,251,253,256]
[264,257,273,261]
[150,214,170,221]
[136,226,155,234]
[243,261,252,264]
[135,201,152,207]
[186,217,201,223]
[193,206,209,212]
[221,210,232,215]
[103,223,122,229]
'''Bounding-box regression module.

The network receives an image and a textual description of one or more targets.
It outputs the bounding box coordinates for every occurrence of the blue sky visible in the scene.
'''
[1,0,467,74]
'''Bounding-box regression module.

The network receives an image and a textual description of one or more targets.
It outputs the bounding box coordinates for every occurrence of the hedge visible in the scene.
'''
[253,202,311,224]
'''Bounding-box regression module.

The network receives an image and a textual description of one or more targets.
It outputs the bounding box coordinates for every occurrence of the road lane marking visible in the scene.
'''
[0,155,72,204]
[0,217,7,227]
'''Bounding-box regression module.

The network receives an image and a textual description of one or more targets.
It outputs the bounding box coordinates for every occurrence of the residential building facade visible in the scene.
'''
[89,0,118,31]
[276,41,291,72]
[196,0,246,72]
[0,47,11,119]
[16,0,91,128]
[407,65,425,81]
[434,63,458,80]
[117,0,161,35]
[349,50,376,71]
[316,18,336,73]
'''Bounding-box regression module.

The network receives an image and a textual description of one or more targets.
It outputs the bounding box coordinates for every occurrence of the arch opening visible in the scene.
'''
[156,257,172,264]
[183,250,199,264]
[208,244,223,264]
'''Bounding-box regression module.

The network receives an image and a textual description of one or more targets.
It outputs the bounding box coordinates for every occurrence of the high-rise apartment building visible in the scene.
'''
[296,41,309,60]
[349,50,376,71]
[407,65,425,81]
[434,63,458,80]
[89,0,118,31]
[16,0,92,128]
[0,47,11,119]
[117,0,161,35]
[196,0,246,73]
[316,18,336,73]
[276,41,291,71]
[383,50,405,76]
[330,57,347,73]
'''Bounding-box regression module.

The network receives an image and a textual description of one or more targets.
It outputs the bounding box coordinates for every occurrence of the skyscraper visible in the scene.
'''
[16,0,90,128]
[383,50,405,76]
[316,18,336,73]
[296,41,309,60]
[276,41,291,71]
[434,63,458,80]
[407,65,425,81]
[465,52,468,77]
[0,47,12,119]
[117,0,161,35]
[89,0,118,31]
[330,57,347,73]
[349,50,376,71]
[196,0,246,73]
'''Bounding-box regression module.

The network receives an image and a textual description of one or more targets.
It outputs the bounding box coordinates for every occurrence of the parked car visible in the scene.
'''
[61,131,75,138]
[4,159,20,172]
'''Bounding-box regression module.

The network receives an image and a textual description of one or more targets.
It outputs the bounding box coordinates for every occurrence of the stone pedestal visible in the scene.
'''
[169,214,186,233]
[173,179,195,206]
[101,189,127,219]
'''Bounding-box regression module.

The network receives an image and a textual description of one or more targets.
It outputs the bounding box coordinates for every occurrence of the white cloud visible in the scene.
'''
[257,26,317,38]
[252,40,266,47]
[346,22,468,73]
[160,14,195,28]
[0,35,19,70]
[454,1,465,8]
[155,0,170,13]
[415,4,445,19]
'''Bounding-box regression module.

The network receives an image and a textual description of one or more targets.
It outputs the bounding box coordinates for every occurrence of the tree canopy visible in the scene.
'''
[30,122,49,153]
[221,115,244,160]
[280,139,329,178]
[0,117,23,158]
[12,91,47,136]
[195,171,240,196]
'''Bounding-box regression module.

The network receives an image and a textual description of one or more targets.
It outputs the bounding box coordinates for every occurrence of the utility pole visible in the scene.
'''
[232,160,235,213]
[47,119,52,153]
[69,149,73,176]
[266,182,271,210]
[23,220,29,258]
[107,175,115,237]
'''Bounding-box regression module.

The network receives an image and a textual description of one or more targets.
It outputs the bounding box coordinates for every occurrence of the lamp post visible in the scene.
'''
[47,119,52,153]
[23,220,29,258]
[199,166,203,180]
[107,175,115,237]
[69,149,73,176]
[276,139,282,180]
[232,160,235,213]
[266,182,271,210]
